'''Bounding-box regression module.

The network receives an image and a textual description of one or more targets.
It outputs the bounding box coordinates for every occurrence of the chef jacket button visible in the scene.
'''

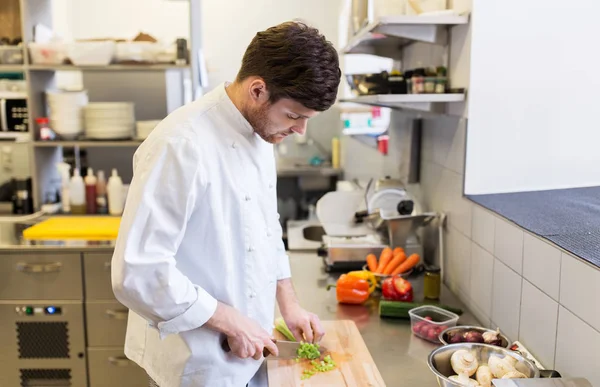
[266,228,273,237]
[232,142,237,149]
[269,183,274,189]
[248,246,255,252]
[245,194,251,201]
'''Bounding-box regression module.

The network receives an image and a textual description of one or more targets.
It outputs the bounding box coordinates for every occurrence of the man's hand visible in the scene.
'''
[205,303,279,360]
[281,303,324,343]
[276,278,324,343]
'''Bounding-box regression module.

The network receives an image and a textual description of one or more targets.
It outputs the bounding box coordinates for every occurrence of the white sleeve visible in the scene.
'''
[111,136,217,339]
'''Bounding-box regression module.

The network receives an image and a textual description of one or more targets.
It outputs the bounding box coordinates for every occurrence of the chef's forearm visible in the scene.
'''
[204,302,239,336]
[276,278,300,313]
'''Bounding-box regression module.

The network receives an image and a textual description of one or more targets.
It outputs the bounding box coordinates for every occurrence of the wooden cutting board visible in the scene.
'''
[267,320,386,386]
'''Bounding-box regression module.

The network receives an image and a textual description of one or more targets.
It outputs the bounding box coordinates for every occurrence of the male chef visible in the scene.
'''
[111,21,341,387]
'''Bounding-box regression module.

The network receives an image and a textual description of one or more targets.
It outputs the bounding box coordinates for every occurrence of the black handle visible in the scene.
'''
[221,339,272,358]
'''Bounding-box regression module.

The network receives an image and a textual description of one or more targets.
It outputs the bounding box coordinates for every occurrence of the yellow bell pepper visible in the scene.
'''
[347,270,377,294]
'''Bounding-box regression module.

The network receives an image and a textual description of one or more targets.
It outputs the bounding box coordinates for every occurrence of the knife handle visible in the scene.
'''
[221,339,272,357]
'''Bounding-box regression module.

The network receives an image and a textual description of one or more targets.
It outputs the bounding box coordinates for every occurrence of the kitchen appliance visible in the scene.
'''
[11,177,33,215]
[0,300,87,386]
[315,177,434,272]
[1,96,28,132]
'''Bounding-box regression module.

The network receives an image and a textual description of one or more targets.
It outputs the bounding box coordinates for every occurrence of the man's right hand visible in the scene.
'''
[205,302,279,360]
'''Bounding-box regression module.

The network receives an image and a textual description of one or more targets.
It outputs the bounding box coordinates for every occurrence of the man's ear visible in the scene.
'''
[248,78,270,103]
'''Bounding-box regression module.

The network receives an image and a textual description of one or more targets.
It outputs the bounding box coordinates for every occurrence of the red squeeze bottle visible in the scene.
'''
[84,167,98,214]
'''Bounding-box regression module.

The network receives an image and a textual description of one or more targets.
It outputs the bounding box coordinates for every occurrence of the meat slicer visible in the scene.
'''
[315,177,438,272]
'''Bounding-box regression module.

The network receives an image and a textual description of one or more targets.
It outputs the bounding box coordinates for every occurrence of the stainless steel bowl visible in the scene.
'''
[428,343,540,387]
[439,325,511,348]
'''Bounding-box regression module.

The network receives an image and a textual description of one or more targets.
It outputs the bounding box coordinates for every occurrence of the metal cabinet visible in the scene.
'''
[85,301,129,347]
[83,252,115,300]
[87,348,148,387]
[0,300,87,387]
[0,252,83,300]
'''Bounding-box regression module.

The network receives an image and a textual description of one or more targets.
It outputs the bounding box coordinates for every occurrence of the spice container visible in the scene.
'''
[435,77,447,94]
[411,68,425,94]
[388,71,407,94]
[424,77,436,93]
[424,266,441,299]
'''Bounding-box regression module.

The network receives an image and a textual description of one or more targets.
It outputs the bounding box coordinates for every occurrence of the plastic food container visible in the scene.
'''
[409,305,459,343]
[0,46,24,64]
[29,42,67,65]
[67,41,116,66]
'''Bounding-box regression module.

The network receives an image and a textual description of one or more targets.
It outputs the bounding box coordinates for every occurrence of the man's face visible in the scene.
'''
[247,97,319,144]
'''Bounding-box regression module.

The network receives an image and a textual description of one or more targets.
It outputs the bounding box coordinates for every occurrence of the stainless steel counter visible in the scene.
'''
[286,252,479,387]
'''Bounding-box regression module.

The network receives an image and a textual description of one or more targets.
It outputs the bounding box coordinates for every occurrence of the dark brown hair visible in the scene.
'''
[237,21,341,112]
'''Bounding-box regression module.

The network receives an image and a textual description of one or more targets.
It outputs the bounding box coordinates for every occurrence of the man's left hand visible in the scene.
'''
[280,304,324,343]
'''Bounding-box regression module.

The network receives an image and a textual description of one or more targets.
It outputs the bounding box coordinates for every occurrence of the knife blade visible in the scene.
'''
[221,339,326,359]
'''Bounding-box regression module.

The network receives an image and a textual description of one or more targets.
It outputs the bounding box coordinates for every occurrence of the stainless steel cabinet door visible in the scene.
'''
[0,252,83,300]
[86,300,129,347]
[83,252,116,300]
[88,348,148,387]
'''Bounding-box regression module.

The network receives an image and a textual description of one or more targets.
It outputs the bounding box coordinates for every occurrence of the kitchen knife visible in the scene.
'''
[221,339,326,359]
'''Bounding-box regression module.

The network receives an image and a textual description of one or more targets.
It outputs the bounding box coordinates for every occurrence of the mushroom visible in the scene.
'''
[476,365,493,387]
[451,350,479,377]
[488,355,516,378]
[449,372,479,387]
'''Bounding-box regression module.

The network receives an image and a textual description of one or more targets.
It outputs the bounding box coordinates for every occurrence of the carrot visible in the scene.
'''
[382,252,407,275]
[366,254,378,272]
[391,253,420,276]
[375,247,393,273]
[393,247,404,257]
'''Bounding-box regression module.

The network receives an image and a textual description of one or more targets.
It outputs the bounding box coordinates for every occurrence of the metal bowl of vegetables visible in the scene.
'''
[428,343,540,387]
[439,326,511,348]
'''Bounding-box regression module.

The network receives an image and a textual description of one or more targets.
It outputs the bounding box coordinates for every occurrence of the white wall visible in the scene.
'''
[465,0,600,194]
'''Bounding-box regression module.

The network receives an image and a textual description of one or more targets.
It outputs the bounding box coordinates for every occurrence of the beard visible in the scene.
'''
[245,104,289,144]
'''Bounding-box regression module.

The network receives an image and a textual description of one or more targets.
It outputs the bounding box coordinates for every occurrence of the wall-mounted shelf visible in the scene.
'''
[0,65,26,72]
[28,64,190,71]
[343,14,469,59]
[0,91,27,98]
[340,93,465,114]
[33,140,143,147]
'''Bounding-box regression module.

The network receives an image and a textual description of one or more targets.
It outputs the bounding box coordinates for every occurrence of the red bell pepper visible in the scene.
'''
[381,275,413,302]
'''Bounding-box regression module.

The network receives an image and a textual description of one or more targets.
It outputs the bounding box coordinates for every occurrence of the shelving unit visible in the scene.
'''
[341,93,465,113]
[33,140,143,148]
[343,14,469,59]
[0,0,203,212]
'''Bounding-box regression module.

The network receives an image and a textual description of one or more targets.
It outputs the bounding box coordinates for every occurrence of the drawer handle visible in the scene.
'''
[106,309,129,320]
[16,262,62,273]
[108,356,132,367]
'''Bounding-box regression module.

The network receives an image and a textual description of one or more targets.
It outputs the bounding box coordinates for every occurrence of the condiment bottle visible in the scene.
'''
[424,266,441,300]
[107,168,124,216]
[96,170,108,214]
[69,168,86,214]
[84,167,97,214]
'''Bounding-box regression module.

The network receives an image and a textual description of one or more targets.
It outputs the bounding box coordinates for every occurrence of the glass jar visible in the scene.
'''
[424,267,441,300]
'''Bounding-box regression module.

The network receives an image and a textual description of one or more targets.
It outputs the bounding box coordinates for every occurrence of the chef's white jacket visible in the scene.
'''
[111,82,291,387]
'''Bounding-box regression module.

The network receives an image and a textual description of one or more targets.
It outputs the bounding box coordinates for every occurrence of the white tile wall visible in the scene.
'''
[441,169,472,238]
[523,233,562,301]
[470,243,494,317]
[494,217,524,274]
[560,253,600,333]
[491,258,522,342]
[555,307,600,386]
[468,297,492,329]
[519,280,559,368]
[445,225,472,297]
[471,205,495,254]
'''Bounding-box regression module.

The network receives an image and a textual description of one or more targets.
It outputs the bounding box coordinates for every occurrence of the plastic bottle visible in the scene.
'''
[56,162,71,213]
[107,168,124,216]
[69,168,86,214]
[84,167,97,214]
[96,170,108,214]
[331,136,340,169]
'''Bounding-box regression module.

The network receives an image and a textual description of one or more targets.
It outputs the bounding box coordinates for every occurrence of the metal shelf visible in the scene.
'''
[28,64,190,71]
[340,93,465,114]
[33,140,143,147]
[0,65,26,72]
[343,14,469,59]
